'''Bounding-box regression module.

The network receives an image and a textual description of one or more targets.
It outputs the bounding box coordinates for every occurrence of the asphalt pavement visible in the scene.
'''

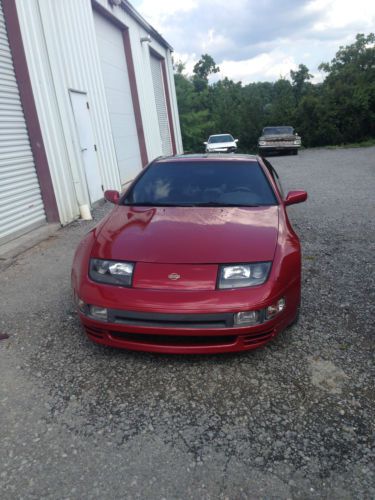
[0,147,374,499]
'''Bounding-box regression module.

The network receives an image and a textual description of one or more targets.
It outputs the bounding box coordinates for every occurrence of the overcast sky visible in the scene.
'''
[132,0,375,84]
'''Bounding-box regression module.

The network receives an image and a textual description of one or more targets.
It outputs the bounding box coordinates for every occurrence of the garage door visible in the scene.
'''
[93,11,142,186]
[150,54,173,156]
[0,0,46,245]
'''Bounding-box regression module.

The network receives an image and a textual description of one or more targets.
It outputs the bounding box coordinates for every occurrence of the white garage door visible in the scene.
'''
[0,0,46,245]
[94,12,142,186]
[150,54,173,156]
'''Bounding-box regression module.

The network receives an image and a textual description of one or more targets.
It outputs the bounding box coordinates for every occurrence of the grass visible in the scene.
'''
[325,138,375,149]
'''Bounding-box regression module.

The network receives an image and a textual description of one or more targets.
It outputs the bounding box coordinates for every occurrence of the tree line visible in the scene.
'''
[174,33,375,153]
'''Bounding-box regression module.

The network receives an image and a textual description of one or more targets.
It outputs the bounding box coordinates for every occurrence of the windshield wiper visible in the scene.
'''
[125,201,264,208]
[191,202,261,207]
[124,202,197,207]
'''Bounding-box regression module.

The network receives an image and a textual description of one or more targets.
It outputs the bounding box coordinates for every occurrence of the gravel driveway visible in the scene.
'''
[0,147,374,499]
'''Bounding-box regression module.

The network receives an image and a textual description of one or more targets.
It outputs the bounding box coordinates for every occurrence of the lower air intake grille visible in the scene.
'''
[108,309,234,329]
[85,326,105,339]
[109,331,237,347]
[242,329,274,345]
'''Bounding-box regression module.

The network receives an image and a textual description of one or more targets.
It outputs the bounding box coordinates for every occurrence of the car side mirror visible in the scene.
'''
[104,190,120,204]
[234,139,239,143]
[285,190,307,206]
[203,141,208,145]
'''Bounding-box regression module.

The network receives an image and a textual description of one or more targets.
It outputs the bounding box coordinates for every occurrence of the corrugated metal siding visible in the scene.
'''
[14,0,182,226]
[16,0,121,224]
[0,0,46,244]
[93,11,142,185]
[95,0,183,161]
[150,54,173,156]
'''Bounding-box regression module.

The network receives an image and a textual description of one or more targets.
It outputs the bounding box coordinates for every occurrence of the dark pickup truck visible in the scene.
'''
[258,126,301,155]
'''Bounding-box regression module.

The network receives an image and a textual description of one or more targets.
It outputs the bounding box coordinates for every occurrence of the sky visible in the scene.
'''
[131,0,375,84]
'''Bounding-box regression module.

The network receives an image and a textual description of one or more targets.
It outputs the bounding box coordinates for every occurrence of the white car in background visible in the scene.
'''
[204,134,238,153]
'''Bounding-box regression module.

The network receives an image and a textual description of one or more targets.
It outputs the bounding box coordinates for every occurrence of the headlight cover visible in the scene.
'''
[218,262,271,289]
[89,259,134,287]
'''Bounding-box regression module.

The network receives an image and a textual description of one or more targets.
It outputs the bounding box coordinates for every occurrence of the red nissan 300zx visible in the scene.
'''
[72,154,307,354]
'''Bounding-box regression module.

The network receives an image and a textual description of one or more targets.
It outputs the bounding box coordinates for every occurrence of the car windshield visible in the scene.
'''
[208,134,234,143]
[263,126,294,135]
[123,161,277,207]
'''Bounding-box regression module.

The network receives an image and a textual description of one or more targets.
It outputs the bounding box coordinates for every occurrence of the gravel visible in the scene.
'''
[0,146,374,499]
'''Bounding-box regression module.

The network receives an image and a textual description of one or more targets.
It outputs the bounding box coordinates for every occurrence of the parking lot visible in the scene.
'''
[0,147,374,499]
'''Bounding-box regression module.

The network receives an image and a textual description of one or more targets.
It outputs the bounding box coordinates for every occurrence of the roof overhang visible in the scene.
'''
[120,0,174,51]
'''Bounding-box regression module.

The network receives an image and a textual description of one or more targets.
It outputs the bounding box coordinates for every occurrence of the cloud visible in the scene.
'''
[216,52,299,84]
[132,0,375,83]
[136,0,198,25]
[307,0,375,32]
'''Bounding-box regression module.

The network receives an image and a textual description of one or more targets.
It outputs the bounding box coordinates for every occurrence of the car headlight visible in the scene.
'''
[89,259,134,287]
[218,263,271,289]
[259,141,266,146]
[294,139,301,145]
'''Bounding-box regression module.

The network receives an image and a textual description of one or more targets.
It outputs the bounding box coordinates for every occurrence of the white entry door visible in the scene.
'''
[69,91,103,204]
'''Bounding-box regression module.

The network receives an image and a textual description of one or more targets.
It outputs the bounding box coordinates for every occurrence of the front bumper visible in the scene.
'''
[258,143,301,152]
[80,313,293,354]
[206,147,237,153]
[76,284,299,354]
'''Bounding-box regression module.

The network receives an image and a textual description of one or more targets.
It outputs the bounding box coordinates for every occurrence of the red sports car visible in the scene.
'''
[71,154,307,354]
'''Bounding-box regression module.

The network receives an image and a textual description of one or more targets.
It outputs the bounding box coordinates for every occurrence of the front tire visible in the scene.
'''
[289,305,300,326]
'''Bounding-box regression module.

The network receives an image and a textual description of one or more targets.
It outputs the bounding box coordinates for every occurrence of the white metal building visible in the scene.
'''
[0,0,182,245]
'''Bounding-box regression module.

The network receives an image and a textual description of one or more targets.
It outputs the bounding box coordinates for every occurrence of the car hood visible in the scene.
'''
[92,205,279,264]
[207,141,236,149]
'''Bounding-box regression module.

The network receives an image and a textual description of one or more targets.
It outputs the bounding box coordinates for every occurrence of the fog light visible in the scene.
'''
[89,305,108,321]
[266,297,286,320]
[234,310,261,326]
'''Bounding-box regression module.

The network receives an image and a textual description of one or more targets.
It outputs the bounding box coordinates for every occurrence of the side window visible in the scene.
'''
[263,159,285,198]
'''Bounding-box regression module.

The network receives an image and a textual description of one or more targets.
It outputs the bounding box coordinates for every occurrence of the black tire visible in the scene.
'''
[289,305,300,327]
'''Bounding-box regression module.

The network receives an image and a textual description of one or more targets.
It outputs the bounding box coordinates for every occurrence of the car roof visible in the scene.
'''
[155,153,259,163]
[263,125,294,130]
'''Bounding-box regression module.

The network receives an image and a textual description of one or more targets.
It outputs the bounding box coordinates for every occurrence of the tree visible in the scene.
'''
[290,64,313,101]
[318,33,375,142]
[269,79,296,125]
[192,54,220,92]
[174,61,215,152]
[193,54,220,80]
[319,33,375,75]
[173,34,375,153]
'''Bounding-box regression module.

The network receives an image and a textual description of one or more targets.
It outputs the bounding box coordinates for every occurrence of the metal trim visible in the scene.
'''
[122,28,148,167]
[120,0,173,51]
[161,58,177,155]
